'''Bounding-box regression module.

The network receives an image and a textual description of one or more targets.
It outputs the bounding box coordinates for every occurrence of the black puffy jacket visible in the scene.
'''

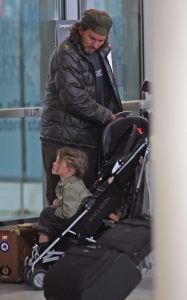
[40,38,123,148]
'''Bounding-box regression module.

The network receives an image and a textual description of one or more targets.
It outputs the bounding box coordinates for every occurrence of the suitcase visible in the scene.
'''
[96,214,151,265]
[43,245,142,300]
[0,223,38,282]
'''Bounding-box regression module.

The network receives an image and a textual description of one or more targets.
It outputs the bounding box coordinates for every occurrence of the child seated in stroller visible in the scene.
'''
[37,147,92,254]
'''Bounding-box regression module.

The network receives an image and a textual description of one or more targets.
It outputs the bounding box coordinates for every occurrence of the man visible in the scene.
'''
[40,9,123,205]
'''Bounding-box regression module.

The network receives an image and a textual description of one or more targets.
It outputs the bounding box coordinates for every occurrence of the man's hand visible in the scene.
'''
[51,199,60,208]
[111,114,116,121]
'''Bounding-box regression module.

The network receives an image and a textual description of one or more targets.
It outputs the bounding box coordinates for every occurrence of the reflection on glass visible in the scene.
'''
[0,117,43,221]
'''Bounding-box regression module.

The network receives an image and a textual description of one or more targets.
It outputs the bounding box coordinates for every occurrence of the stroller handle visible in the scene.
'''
[115,111,131,118]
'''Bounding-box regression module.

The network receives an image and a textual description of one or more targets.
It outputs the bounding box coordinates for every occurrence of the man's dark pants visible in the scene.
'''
[42,143,99,205]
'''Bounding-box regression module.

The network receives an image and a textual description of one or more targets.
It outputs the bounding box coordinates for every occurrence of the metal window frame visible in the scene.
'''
[0,101,151,119]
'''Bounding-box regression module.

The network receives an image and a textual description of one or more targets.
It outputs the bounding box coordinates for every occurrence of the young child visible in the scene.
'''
[37,147,92,252]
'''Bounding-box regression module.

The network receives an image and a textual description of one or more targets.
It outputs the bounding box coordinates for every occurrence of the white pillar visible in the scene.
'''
[152,0,187,299]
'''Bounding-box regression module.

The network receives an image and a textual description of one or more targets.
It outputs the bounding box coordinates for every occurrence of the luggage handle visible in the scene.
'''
[17,223,37,228]
[120,214,151,228]
[66,246,108,259]
[119,221,151,229]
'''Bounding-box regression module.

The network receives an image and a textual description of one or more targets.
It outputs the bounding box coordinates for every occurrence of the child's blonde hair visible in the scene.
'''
[57,147,88,178]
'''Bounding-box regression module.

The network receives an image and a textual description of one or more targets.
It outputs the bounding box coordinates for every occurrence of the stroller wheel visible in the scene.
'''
[22,265,32,283]
[30,269,47,291]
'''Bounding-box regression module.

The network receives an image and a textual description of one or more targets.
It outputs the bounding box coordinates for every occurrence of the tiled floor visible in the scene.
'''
[0,268,154,300]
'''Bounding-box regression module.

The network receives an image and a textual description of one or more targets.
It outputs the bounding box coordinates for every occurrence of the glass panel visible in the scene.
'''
[0,0,20,109]
[22,0,40,107]
[0,118,22,179]
[0,117,42,222]
[0,182,42,221]
[0,0,42,223]
[0,0,40,109]
[122,0,141,100]
[94,0,143,101]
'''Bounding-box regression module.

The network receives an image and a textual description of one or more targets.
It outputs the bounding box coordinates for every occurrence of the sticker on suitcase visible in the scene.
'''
[0,241,10,253]
[0,265,11,277]
[1,236,8,240]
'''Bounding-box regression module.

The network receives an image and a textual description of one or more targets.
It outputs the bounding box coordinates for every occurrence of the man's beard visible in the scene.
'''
[83,46,96,55]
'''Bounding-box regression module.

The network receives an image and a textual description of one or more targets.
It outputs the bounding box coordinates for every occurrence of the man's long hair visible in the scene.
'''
[69,21,109,50]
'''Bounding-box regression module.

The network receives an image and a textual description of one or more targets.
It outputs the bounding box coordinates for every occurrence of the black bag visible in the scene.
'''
[44,246,141,300]
[96,214,151,265]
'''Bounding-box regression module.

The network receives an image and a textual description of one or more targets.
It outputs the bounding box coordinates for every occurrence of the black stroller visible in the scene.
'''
[23,113,150,291]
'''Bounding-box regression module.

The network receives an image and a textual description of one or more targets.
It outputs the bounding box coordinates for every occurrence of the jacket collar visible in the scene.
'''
[58,37,111,58]
[58,176,80,187]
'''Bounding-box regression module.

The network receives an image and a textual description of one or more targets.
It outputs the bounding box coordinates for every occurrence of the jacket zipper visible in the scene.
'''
[100,54,122,111]
[81,54,97,102]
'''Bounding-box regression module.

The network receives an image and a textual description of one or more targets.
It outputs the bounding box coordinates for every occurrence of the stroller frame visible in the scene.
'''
[24,114,150,290]
[30,208,96,271]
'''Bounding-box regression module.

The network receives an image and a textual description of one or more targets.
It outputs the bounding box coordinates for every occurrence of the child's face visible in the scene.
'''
[52,155,74,180]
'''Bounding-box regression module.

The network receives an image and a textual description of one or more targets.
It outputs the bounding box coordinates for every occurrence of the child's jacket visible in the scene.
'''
[55,176,92,219]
